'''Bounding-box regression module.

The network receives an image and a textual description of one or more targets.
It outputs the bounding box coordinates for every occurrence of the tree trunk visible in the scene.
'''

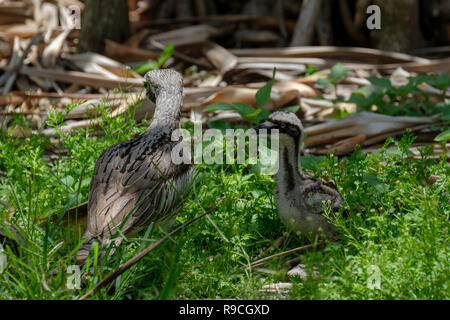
[78,0,130,53]
[316,0,333,45]
[290,0,322,46]
[371,0,424,53]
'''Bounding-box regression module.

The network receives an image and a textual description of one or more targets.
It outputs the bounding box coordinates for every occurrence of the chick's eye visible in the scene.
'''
[280,123,286,129]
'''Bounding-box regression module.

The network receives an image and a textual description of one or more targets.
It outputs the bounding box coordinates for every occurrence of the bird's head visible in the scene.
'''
[253,111,304,143]
[144,69,183,103]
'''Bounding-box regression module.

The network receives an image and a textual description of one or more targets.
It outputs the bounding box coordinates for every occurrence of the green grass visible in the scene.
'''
[0,98,449,300]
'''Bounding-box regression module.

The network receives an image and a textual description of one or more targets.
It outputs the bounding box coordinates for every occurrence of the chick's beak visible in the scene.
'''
[253,121,275,134]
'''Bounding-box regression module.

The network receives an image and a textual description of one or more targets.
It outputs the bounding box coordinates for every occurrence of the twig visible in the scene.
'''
[79,195,226,300]
[0,32,43,94]
[238,235,341,272]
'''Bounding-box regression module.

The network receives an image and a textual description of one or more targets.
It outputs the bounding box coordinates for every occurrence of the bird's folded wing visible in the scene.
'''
[87,142,190,238]
[301,183,343,212]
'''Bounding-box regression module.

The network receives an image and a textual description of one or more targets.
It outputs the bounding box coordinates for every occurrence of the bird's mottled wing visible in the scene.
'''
[87,137,192,239]
[300,183,343,213]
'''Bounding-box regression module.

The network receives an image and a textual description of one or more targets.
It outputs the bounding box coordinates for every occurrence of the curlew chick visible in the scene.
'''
[254,111,343,236]
[76,69,194,265]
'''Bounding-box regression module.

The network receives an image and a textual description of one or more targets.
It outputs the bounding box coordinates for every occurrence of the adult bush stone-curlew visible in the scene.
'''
[76,69,194,265]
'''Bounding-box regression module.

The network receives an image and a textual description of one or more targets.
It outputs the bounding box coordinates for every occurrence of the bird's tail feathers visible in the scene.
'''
[75,231,99,266]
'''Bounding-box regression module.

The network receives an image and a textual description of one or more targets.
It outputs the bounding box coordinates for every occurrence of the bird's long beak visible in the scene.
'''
[253,121,274,134]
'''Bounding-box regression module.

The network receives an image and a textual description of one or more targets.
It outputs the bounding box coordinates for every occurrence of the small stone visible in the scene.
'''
[287,264,318,280]
[260,282,293,294]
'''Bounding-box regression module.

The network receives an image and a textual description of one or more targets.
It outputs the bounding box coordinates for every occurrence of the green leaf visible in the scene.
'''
[434,129,450,142]
[412,74,436,86]
[368,76,392,89]
[134,61,158,74]
[254,109,270,122]
[386,146,414,157]
[436,103,450,121]
[231,102,258,117]
[435,74,450,90]
[61,176,75,188]
[255,68,276,108]
[243,108,262,119]
[351,87,373,98]
[133,45,174,74]
[385,146,403,156]
[362,174,389,195]
[279,105,300,113]
[348,91,384,107]
[317,78,331,86]
[329,63,349,82]
[156,45,174,66]
[306,65,319,76]
[203,102,234,112]
[80,177,91,188]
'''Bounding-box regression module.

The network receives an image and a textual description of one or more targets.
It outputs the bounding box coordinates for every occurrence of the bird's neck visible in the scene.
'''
[148,88,183,132]
[275,137,304,191]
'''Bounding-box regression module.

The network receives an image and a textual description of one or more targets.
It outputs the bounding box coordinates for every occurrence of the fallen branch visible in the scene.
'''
[19,66,144,88]
[230,46,430,64]
[0,31,43,94]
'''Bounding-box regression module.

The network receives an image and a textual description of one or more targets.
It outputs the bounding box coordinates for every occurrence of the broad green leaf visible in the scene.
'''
[347,95,369,105]
[203,102,234,112]
[134,61,158,74]
[80,177,91,188]
[317,78,331,86]
[254,109,270,122]
[306,65,319,76]
[156,45,174,66]
[385,146,403,156]
[435,74,450,90]
[255,68,276,108]
[329,63,349,81]
[412,74,436,86]
[348,91,383,107]
[279,105,300,113]
[368,76,392,89]
[61,176,75,187]
[231,102,258,117]
[351,87,373,98]
[434,129,450,142]
[386,146,414,157]
[436,103,450,121]
[133,45,174,74]
[242,108,262,120]
[363,174,389,195]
